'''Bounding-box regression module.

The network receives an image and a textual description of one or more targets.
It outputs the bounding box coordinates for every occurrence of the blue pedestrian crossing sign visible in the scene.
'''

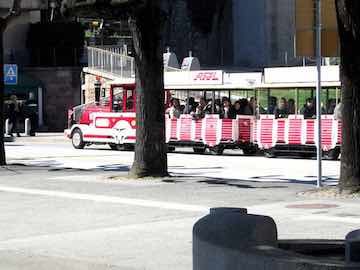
[4,64,18,85]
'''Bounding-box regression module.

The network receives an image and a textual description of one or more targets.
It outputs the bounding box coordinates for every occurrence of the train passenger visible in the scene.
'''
[326,99,337,114]
[287,99,296,115]
[300,98,316,119]
[274,97,288,119]
[220,98,236,119]
[233,101,242,115]
[204,99,220,114]
[166,98,181,119]
[334,101,342,120]
[268,96,277,114]
[239,98,252,115]
[192,98,207,120]
[215,99,222,113]
[249,97,266,118]
[183,97,196,114]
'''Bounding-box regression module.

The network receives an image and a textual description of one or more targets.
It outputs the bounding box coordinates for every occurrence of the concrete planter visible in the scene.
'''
[193,208,360,270]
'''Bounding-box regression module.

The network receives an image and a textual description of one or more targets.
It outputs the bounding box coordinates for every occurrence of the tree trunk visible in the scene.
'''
[336,1,360,193]
[0,26,6,166]
[129,1,168,178]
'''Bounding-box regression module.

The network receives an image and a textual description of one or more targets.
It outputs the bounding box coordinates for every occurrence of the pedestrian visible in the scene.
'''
[7,95,21,137]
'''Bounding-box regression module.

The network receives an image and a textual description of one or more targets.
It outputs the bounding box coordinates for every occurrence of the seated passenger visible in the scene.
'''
[274,97,288,119]
[334,101,342,120]
[233,101,241,115]
[239,98,252,115]
[268,96,277,114]
[326,99,337,114]
[192,98,207,120]
[183,97,196,114]
[166,98,181,119]
[287,98,295,115]
[220,98,236,119]
[300,98,316,119]
[204,99,219,114]
[249,97,266,118]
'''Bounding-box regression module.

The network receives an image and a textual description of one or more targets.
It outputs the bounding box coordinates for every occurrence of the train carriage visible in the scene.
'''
[255,66,342,159]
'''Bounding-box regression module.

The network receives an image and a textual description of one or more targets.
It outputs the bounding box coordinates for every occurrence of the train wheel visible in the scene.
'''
[109,144,127,151]
[324,148,340,160]
[242,146,258,156]
[264,149,276,158]
[109,144,119,150]
[167,146,175,153]
[123,144,135,151]
[209,146,224,155]
[72,129,85,149]
[193,147,206,154]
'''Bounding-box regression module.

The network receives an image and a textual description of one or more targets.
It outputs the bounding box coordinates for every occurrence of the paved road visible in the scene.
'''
[0,135,358,269]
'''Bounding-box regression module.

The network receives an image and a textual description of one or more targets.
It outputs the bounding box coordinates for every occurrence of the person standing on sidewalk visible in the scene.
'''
[7,95,21,137]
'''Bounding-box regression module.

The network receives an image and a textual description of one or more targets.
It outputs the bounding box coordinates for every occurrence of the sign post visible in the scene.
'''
[295,0,339,188]
[4,64,18,85]
[315,0,322,188]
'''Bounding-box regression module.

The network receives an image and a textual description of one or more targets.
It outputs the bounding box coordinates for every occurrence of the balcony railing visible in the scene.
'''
[87,46,135,78]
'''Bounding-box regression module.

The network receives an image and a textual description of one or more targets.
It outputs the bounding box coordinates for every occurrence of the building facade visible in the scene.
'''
[1,0,82,132]
[163,0,300,70]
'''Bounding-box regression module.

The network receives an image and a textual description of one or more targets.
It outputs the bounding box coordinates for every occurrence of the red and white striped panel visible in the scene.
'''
[304,119,316,145]
[178,115,192,141]
[165,117,171,143]
[192,119,203,142]
[336,120,342,145]
[203,115,220,147]
[275,119,286,144]
[258,115,275,149]
[238,116,254,143]
[321,116,334,151]
[220,119,235,142]
[253,117,258,144]
[287,115,303,145]
[168,118,179,142]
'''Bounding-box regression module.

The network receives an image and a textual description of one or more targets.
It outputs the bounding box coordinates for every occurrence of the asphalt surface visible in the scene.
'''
[0,134,359,270]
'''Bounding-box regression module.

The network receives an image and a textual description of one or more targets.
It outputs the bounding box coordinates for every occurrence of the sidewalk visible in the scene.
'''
[5,132,67,144]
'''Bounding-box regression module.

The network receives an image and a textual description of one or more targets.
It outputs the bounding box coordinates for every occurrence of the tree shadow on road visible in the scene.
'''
[197,178,289,189]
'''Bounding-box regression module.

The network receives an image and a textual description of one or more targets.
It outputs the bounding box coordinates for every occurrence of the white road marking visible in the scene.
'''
[0,217,197,247]
[0,185,208,213]
[295,215,360,224]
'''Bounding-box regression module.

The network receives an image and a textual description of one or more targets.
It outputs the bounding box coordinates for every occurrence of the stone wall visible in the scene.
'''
[25,67,82,131]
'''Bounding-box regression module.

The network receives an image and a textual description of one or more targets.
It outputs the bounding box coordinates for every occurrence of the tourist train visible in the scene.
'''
[65,66,342,159]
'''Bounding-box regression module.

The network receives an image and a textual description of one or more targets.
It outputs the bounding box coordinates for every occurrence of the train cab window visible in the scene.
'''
[126,90,135,112]
[100,88,109,106]
[112,87,124,112]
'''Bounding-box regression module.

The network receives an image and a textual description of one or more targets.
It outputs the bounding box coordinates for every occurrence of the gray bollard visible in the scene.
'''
[346,229,360,263]
[193,208,277,270]
[25,118,31,136]
[5,119,10,135]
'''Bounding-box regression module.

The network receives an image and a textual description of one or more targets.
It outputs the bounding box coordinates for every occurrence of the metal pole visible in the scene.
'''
[316,0,322,188]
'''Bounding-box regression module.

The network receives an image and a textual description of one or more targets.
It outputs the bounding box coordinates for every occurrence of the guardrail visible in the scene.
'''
[87,46,135,78]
